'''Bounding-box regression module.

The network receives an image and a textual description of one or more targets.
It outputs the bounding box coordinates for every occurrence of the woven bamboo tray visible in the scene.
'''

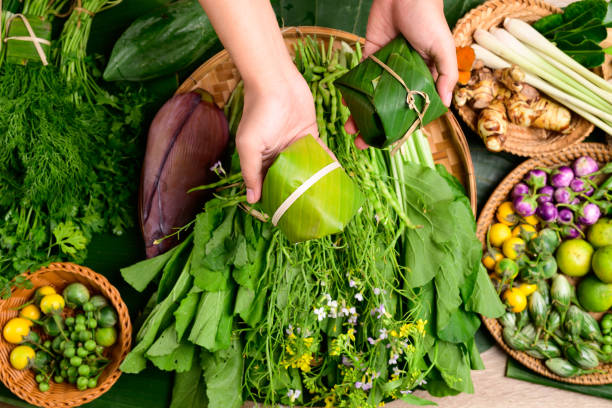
[0,263,132,407]
[177,26,477,213]
[453,0,598,157]
[476,143,612,385]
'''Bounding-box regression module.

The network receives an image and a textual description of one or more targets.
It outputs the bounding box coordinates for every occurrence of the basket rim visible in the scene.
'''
[452,0,596,157]
[0,262,132,407]
[475,142,612,385]
[177,25,477,213]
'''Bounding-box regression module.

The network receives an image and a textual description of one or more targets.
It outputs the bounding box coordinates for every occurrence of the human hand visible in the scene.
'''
[364,0,458,106]
[238,70,319,204]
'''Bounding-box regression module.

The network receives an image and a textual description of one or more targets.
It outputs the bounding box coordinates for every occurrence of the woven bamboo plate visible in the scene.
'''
[177,26,477,213]
[476,143,612,385]
[0,263,132,407]
[453,0,598,157]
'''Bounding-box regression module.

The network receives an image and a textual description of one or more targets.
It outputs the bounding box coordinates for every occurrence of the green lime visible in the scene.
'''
[577,275,612,312]
[556,239,594,277]
[588,218,612,248]
[593,245,612,283]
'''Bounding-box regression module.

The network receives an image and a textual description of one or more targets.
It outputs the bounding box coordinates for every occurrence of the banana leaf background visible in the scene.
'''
[0,0,608,406]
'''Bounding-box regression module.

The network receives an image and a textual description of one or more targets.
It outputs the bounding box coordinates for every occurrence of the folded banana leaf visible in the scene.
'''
[261,135,364,243]
[5,15,51,65]
[335,36,447,148]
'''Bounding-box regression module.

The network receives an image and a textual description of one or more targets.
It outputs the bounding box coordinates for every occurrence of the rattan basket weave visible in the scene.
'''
[476,143,612,385]
[453,0,597,157]
[177,26,477,213]
[0,263,132,407]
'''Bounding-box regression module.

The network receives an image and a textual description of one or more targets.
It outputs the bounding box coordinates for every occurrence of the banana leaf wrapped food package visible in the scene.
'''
[335,36,447,148]
[261,135,364,243]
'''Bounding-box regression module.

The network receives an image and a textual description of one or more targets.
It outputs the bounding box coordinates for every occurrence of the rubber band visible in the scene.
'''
[368,54,430,155]
[271,161,341,226]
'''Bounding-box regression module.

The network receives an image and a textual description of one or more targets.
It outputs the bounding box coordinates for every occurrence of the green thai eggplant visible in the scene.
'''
[516,309,530,331]
[566,343,600,369]
[537,280,551,305]
[499,312,517,329]
[551,274,571,321]
[545,358,598,377]
[503,327,530,351]
[529,291,548,331]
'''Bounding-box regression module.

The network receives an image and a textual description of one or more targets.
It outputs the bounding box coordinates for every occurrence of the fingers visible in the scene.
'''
[431,36,458,107]
[354,135,369,150]
[364,0,397,58]
[236,134,263,204]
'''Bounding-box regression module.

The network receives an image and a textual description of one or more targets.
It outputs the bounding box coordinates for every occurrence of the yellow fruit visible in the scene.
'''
[503,237,526,260]
[482,250,503,270]
[39,294,65,315]
[512,224,537,239]
[490,224,512,247]
[496,202,517,226]
[517,283,537,296]
[10,345,35,370]
[523,215,539,226]
[503,288,527,313]
[36,286,56,297]
[3,317,31,344]
[19,305,41,321]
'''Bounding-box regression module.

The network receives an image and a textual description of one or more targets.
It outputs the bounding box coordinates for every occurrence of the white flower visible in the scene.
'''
[389,353,398,365]
[418,379,428,386]
[313,307,326,321]
[355,292,364,302]
[400,389,413,395]
[340,307,349,317]
[393,367,401,377]
[349,279,356,288]
[378,328,388,340]
[373,287,381,295]
[287,389,301,403]
[348,315,358,325]
[285,324,293,335]
[329,308,338,318]
[324,293,332,302]
[327,299,338,308]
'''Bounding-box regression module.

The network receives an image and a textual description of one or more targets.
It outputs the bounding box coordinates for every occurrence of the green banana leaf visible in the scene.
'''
[261,135,364,243]
[335,37,447,148]
[5,15,51,65]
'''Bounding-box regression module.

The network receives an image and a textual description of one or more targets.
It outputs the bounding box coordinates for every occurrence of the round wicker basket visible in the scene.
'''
[177,26,477,213]
[0,263,132,407]
[476,143,612,385]
[453,0,597,157]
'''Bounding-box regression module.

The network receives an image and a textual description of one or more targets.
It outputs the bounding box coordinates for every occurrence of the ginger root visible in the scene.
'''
[478,99,507,152]
[454,63,573,151]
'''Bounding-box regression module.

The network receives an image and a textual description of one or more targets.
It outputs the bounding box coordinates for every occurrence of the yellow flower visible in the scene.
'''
[324,395,335,408]
[297,353,313,372]
[390,330,398,337]
[347,328,355,341]
[378,402,385,407]
[399,323,413,338]
[416,319,427,335]
[286,345,295,355]
[288,332,297,339]
[406,344,416,353]
[303,337,314,347]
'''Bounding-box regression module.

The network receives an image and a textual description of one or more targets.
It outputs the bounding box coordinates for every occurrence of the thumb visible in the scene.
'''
[236,135,263,204]
[431,37,458,107]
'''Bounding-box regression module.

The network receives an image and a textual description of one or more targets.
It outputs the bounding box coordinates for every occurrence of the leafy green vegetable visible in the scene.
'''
[532,0,609,67]
[174,288,202,340]
[121,243,181,292]
[200,337,243,408]
[188,288,235,352]
[399,394,438,406]
[157,235,194,302]
[169,361,208,408]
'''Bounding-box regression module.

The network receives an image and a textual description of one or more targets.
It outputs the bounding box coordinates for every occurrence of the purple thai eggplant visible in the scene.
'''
[561,226,580,239]
[569,178,586,193]
[537,186,554,204]
[577,203,601,225]
[140,90,230,257]
[584,186,595,196]
[512,182,530,200]
[572,156,598,177]
[525,169,547,190]
[513,195,538,217]
[571,197,581,205]
[550,166,574,188]
[554,187,573,204]
[557,208,574,224]
[536,202,558,222]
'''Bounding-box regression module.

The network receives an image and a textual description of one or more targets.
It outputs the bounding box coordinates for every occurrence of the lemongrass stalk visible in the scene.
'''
[414,130,435,169]
[489,28,611,113]
[473,44,612,133]
[474,29,611,115]
[504,18,612,94]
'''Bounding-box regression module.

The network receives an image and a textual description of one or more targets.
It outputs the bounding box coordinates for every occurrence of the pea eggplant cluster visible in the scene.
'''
[2,283,118,392]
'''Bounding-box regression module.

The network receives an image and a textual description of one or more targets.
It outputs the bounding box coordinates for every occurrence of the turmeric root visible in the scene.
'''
[478,99,507,152]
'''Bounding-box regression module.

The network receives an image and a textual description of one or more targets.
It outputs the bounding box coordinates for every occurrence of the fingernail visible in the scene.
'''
[443,91,452,107]
[246,188,256,203]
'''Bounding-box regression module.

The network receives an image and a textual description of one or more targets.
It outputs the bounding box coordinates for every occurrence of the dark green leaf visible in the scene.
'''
[533,14,564,34]
[148,341,195,373]
[146,323,181,357]
[169,362,208,408]
[423,368,461,397]
[465,264,505,318]
[431,341,474,394]
[201,337,243,408]
[188,287,235,352]
[552,18,607,44]
[443,0,485,29]
[467,338,485,370]
[557,39,604,68]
